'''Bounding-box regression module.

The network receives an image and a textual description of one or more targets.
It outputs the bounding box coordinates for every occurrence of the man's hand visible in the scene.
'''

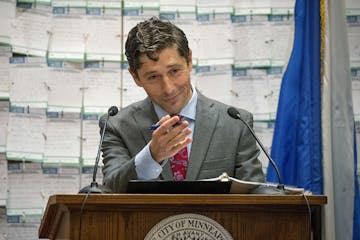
[149,115,192,163]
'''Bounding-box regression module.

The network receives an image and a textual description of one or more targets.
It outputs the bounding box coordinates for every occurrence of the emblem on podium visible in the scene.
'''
[145,213,233,240]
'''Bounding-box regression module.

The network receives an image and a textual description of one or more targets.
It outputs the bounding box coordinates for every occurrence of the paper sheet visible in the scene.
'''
[0,54,10,99]
[43,118,81,165]
[121,69,147,107]
[348,25,360,62]
[81,116,101,166]
[266,70,282,118]
[196,13,235,60]
[234,0,271,9]
[195,64,232,105]
[270,20,294,64]
[11,7,51,57]
[47,62,83,112]
[9,57,49,109]
[197,0,233,9]
[0,110,8,153]
[0,155,8,203]
[7,162,44,212]
[6,113,45,161]
[231,68,270,120]
[86,14,122,61]
[40,166,59,206]
[6,213,42,240]
[0,0,15,44]
[271,0,295,9]
[48,14,86,60]
[57,166,81,193]
[233,18,271,67]
[83,65,121,114]
[41,166,80,206]
[160,0,195,5]
[86,0,121,9]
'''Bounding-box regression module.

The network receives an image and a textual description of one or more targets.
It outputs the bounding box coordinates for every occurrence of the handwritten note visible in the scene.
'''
[6,113,45,161]
[9,58,49,109]
[0,0,15,44]
[81,116,101,166]
[83,67,121,114]
[0,155,8,203]
[47,62,83,112]
[121,69,147,107]
[231,68,270,120]
[196,64,232,105]
[43,118,81,165]
[7,162,44,213]
[0,55,10,99]
[86,15,122,61]
[48,14,86,60]
[11,7,52,57]
[234,18,271,67]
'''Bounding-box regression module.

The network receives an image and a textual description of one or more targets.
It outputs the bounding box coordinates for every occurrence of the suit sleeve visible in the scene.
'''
[234,110,266,183]
[99,115,137,193]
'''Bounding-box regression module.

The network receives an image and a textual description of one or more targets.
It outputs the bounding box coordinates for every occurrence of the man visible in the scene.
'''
[101,17,265,193]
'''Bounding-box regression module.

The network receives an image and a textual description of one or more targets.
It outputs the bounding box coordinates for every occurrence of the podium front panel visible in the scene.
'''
[39,194,327,240]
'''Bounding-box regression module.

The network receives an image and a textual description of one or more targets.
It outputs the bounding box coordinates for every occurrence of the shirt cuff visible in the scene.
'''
[134,142,163,180]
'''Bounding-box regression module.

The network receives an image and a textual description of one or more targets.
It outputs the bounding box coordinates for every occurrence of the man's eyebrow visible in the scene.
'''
[143,70,158,77]
[167,63,183,68]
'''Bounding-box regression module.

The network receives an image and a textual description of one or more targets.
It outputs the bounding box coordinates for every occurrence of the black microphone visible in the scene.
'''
[79,106,118,194]
[227,107,285,193]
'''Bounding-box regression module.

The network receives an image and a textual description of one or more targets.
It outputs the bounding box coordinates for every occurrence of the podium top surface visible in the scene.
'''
[47,193,327,206]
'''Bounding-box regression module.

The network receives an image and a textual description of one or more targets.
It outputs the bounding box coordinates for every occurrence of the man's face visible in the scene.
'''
[129,47,193,114]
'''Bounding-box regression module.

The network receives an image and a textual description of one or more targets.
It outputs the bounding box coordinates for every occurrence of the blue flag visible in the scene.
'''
[266,0,322,194]
[268,0,360,239]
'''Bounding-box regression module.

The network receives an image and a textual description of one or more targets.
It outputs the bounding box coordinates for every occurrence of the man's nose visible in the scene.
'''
[161,76,175,94]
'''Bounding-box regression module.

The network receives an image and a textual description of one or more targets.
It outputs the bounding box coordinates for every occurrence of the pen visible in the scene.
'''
[148,118,184,131]
[149,124,160,131]
[149,116,183,131]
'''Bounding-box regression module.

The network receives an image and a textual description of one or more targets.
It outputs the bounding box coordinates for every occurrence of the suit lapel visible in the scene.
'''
[186,94,219,180]
[133,98,158,145]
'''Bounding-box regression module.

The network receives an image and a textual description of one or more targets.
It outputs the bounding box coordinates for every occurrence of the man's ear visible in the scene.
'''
[188,49,193,71]
[128,68,142,87]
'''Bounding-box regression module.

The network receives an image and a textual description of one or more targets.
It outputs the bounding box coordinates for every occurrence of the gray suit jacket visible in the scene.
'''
[101,93,265,192]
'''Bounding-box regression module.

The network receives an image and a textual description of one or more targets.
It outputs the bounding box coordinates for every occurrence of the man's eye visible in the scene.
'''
[171,69,180,74]
[147,75,158,81]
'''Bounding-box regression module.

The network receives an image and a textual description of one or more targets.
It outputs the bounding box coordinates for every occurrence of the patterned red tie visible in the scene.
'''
[171,146,189,181]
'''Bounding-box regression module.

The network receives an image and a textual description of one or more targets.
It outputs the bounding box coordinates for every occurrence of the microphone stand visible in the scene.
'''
[227,107,285,192]
[79,107,118,194]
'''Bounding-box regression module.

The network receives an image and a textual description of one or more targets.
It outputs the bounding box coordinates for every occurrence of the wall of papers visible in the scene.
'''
[0,0,359,239]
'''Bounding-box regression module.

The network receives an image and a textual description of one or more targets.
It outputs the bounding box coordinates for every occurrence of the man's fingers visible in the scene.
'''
[154,115,181,134]
[150,115,192,161]
[172,138,192,149]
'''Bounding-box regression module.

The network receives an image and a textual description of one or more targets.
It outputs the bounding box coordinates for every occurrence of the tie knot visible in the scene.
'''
[170,114,183,126]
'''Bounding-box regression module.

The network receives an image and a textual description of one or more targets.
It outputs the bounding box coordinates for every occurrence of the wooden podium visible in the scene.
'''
[39,194,326,240]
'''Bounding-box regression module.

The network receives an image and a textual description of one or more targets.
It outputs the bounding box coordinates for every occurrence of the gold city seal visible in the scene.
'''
[145,213,233,240]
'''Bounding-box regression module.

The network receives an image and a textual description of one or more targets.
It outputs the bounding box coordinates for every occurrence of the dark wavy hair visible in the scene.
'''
[125,17,190,75]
